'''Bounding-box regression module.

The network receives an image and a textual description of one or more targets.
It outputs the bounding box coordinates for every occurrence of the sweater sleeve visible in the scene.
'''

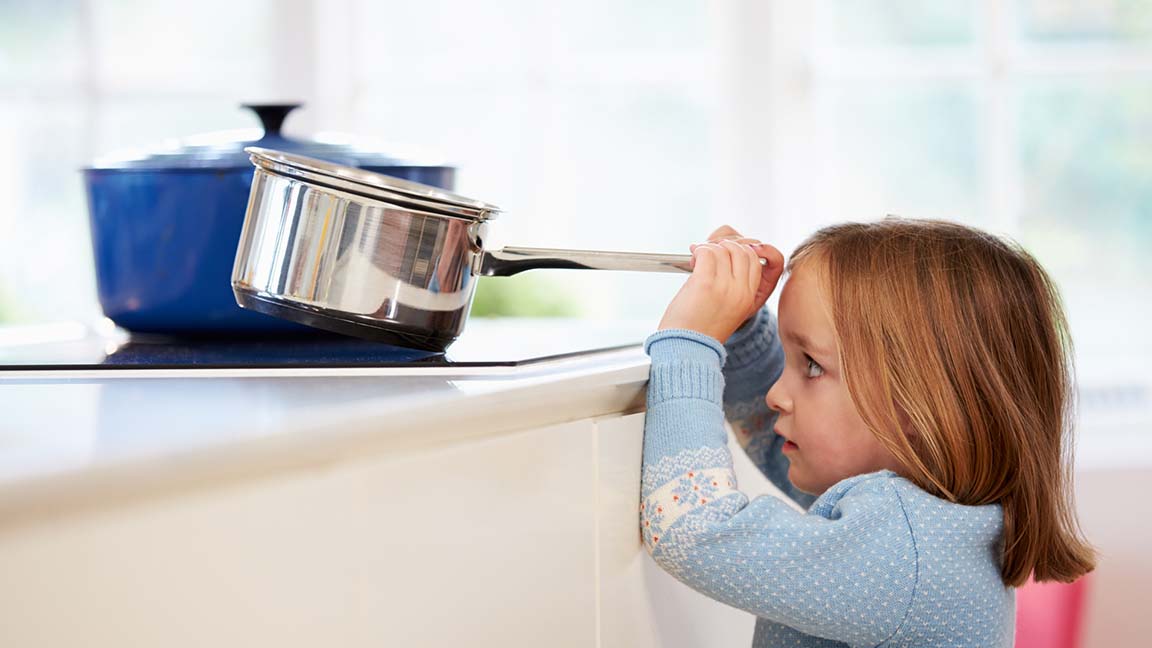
[641,330,918,645]
[722,307,816,509]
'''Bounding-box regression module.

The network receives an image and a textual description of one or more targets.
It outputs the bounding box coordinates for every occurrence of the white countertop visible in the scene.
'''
[3,317,1147,526]
[0,321,655,526]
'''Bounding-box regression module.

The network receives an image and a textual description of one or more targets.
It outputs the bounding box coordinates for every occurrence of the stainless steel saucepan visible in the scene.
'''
[231,147,696,351]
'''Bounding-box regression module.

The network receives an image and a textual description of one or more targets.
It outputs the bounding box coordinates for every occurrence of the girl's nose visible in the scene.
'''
[765,380,791,414]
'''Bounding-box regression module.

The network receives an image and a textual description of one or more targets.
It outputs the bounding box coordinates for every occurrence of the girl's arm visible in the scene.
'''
[642,330,917,645]
[722,306,816,508]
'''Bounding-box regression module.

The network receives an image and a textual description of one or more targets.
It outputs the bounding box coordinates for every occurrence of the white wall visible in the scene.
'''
[1076,465,1152,647]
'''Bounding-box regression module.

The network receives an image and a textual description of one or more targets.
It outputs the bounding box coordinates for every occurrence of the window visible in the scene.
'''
[727,0,1151,441]
[343,0,715,318]
[0,0,715,325]
[0,0,279,323]
[2,1,1148,439]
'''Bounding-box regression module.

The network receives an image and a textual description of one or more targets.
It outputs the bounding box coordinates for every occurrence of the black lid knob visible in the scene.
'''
[242,103,303,137]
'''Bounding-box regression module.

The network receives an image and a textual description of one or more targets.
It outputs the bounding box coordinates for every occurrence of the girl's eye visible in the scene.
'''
[804,355,824,379]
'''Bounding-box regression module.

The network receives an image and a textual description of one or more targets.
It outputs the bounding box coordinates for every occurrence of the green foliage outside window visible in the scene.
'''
[469,274,581,318]
[1019,82,1152,283]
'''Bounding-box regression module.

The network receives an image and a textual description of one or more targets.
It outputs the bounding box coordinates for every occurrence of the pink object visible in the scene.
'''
[1015,575,1091,648]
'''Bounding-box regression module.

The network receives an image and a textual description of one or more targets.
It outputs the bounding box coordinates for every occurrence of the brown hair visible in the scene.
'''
[788,217,1095,587]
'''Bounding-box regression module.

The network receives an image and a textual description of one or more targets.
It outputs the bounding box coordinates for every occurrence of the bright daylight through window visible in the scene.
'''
[0,0,1148,438]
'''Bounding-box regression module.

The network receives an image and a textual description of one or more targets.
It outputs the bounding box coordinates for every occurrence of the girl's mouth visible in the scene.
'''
[782,440,798,452]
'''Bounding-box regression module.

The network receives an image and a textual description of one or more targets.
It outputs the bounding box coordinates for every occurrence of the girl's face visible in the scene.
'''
[766,260,903,495]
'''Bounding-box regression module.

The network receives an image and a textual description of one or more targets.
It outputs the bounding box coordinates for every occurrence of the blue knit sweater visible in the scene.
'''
[641,307,1015,647]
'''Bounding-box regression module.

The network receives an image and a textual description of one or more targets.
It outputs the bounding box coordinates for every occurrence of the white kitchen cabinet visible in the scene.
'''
[0,419,599,646]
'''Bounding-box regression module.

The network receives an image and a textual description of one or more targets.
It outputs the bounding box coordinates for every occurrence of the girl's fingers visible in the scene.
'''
[720,240,749,283]
[745,243,761,290]
[751,243,786,304]
[733,241,761,293]
[692,243,719,281]
[754,244,786,287]
[714,240,762,254]
[753,242,785,272]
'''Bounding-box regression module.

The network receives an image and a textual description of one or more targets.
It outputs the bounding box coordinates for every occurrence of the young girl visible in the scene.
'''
[641,218,1095,647]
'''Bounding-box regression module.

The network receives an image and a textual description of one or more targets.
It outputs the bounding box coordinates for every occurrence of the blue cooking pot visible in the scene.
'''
[83,104,455,335]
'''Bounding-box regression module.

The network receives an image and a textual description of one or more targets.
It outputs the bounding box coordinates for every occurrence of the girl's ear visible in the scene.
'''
[895,403,918,440]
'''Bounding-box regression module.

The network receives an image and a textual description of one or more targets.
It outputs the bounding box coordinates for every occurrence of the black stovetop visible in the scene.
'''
[0,319,652,370]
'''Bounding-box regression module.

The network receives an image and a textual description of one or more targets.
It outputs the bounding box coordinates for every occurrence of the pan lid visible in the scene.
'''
[246,146,501,218]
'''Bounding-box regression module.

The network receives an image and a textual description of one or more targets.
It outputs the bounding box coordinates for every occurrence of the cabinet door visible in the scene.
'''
[0,419,598,648]
[596,413,766,648]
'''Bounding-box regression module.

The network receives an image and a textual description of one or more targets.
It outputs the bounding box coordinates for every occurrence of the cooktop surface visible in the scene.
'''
[0,318,655,371]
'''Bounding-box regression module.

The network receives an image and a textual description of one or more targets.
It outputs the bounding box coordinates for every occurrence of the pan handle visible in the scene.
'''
[479,246,765,277]
[480,247,692,277]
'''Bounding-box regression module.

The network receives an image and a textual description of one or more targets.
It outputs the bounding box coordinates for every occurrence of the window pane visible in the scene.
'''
[1017,80,1152,376]
[539,85,711,319]
[826,82,983,225]
[1017,0,1152,43]
[356,0,540,87]
[356,0,707,88]
[354,82,711,319]
[553,0,709,54]
[824,0,975,48]
[94,99,264,154]
[0,0,84,86]
[352,0,714,320]
[92,0,276,95]
[0,100,96,323]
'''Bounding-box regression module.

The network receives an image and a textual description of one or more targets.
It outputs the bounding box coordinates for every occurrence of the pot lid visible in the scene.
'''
[247,146,501,217]
[88,104,452,171]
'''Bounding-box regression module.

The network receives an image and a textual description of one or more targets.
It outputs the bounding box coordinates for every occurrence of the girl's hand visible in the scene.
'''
[703,225,785,324]
[657,225,786,343]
